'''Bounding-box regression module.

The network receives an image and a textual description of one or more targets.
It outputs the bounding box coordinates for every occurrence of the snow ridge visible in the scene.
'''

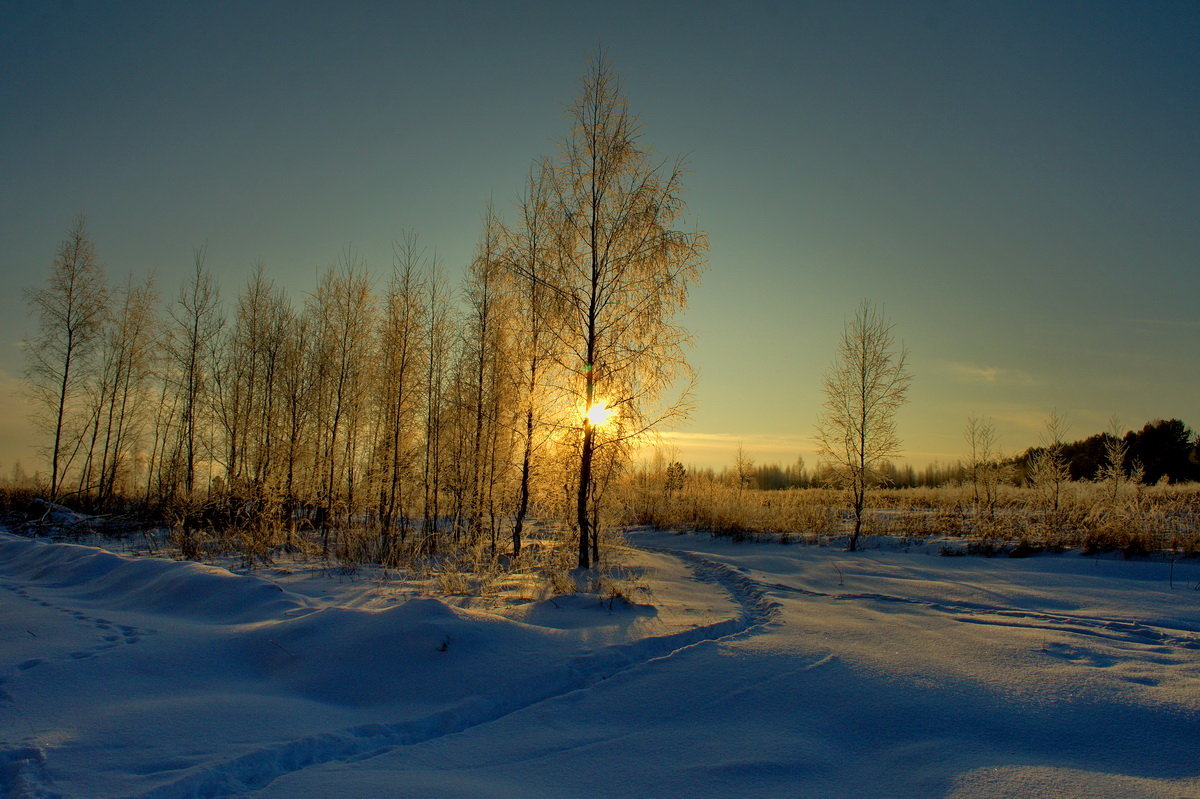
[0,534,306,625]
[128,544,781,798]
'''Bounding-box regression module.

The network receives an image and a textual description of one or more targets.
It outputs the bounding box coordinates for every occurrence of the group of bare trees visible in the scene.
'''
[24,220,175,510]
[23,56,705,570]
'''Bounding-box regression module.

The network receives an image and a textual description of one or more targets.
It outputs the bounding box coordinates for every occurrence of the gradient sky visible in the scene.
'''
[1,1,1197,473]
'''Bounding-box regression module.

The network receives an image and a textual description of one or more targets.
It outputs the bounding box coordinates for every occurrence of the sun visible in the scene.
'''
[584,401,614,428]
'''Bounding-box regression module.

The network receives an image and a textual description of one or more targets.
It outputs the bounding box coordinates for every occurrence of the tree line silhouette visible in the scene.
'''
[1015,419,1199,486]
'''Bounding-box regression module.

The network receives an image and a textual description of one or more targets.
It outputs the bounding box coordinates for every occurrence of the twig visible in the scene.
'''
[269,639,295,658]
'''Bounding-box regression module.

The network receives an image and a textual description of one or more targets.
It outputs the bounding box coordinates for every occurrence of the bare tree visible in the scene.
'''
[24,216,109,499]
[1098,414,1139,504]
[94,275,159,503]
[144,342,180,504]
[308,253,375,557]
[963,415,1005,518]
[734,444,755,494]
[165,248,223,497]
[1027,409,1070,513]
[204,261,296,555]
[507,161,554,558]
[374,234,427,560]
[278,304,318,541]
[248,275,292,495]
[210,307,250,490]
[421,262,454,548]
[964,416,997,503]
[461,203,513,547]
[816,300,911,551]
[547,53,706,568]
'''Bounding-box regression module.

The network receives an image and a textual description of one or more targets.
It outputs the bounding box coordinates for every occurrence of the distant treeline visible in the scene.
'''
[1015,419,1199,485]
[685,418,1200,491]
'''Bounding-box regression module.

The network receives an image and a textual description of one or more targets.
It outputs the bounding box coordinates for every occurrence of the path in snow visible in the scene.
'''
[2,529,1199,798]
[0,533,779,797]
[258,531,1200,798]
[130,547,779,797]
[0,578,155,678]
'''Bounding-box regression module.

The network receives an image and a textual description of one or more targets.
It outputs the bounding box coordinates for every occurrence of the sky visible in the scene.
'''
[1,0,1197,473]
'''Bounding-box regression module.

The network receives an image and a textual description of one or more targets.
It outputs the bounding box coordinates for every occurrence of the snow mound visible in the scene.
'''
[243,597,539,707]
[513,594,657,629]
[25,498,89,525]
[0,533,307,623]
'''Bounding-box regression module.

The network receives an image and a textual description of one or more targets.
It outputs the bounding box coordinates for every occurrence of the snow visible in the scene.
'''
[1,528,1198,797]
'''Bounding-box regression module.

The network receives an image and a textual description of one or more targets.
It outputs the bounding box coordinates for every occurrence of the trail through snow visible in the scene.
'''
[1,529,1198,797]
[130,545,779,798]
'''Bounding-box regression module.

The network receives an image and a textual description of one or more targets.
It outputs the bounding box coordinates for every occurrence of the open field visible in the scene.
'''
[621,481,1200,558]
[2,525,1198,797]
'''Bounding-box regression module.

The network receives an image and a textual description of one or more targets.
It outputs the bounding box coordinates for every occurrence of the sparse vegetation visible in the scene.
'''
[618,474,1200,558]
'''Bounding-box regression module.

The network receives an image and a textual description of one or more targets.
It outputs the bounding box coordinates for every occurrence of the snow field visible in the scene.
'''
[1,529,1198,797]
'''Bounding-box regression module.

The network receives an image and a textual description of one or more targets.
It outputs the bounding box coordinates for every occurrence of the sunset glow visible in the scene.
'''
[584,402,613,429]
[0,6,1198,796]
[0,4,1195,472]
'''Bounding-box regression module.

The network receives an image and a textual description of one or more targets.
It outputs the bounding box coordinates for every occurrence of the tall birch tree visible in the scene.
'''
[507,161,554,558]
[548,54,706,568]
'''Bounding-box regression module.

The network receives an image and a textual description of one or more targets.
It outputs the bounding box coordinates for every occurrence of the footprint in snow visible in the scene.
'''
[1042,641,1116,668]
[0,580,157,680]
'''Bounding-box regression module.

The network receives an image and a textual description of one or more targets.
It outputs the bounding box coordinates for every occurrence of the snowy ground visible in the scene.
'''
[1,528,1198,798]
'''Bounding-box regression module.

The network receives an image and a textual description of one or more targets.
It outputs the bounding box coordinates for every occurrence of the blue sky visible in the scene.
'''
[1,1,1197,471]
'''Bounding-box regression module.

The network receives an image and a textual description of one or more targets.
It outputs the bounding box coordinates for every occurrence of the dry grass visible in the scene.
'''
[620,479,1200,556]
[7,476,1197,598]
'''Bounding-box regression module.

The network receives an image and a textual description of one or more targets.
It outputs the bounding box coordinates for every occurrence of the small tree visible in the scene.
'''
[664,461,687,494]
[734,444,755,494]
[965,416,1010,521]
[816,301,911,551]
[1097,415,1145,504]
[964,416,993,504]
[1027,410,1070,513]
